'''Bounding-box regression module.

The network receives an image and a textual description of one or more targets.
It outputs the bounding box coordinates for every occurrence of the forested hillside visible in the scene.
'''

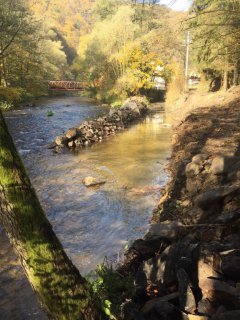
[0,0,186,103]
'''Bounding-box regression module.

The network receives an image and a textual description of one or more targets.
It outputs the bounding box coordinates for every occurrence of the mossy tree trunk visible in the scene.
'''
[0,110,106,320]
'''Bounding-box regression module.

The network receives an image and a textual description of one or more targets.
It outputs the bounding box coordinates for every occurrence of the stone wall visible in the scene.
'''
[54,96,148,150]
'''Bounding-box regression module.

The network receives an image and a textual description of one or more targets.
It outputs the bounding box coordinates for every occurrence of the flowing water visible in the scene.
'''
[0,96,172,319]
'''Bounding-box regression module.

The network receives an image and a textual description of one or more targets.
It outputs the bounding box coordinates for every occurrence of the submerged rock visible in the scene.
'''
[82,176,106,187]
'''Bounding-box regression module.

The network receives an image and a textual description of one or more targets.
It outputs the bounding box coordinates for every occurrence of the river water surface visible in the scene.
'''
[0,96,172,319]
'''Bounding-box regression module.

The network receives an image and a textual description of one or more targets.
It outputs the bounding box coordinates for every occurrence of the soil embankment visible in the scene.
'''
[121,89,240,319]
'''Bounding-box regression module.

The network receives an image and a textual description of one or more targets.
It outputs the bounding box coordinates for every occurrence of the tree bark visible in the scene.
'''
[222,57,228,91]
[0,110,106,320]
[233,59,239,86]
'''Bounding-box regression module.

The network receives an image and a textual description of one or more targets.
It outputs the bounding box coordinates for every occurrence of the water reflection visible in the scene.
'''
[0,97,171,319]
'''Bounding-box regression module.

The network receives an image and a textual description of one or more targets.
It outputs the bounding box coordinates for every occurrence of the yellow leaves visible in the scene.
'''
[27,0,92,49]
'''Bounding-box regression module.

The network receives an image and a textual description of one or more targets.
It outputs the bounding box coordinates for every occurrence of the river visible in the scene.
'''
[0,96,172,319]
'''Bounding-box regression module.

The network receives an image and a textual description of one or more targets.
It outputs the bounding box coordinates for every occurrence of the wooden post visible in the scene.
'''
[185,31,190,92]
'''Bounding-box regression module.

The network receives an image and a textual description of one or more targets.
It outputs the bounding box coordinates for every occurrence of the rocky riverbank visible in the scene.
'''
[53,96,148,150]
[119,91,240,320]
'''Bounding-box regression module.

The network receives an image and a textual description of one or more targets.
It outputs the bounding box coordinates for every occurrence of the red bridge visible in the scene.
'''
[48,81,87,91]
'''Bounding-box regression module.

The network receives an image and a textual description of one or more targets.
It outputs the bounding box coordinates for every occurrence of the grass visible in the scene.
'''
[88,259,135,319]
[0,101,13,111]
[47,110,54,117]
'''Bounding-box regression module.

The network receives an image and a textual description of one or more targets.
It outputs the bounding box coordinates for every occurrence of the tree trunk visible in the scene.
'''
[233,60,239,86]
[0,110,106,320]
[222,56,228,91]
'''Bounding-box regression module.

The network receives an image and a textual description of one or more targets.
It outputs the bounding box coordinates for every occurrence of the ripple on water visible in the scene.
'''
[1,97,171,319]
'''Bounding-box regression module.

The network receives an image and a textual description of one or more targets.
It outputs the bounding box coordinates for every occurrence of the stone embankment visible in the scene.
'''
[120,93,240,320]
[53,97,148,150]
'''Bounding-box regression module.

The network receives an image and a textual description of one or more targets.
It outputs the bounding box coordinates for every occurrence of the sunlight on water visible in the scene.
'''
[0,96,172,319]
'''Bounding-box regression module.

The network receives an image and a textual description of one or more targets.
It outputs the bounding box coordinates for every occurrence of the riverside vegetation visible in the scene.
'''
[0,0,185,106]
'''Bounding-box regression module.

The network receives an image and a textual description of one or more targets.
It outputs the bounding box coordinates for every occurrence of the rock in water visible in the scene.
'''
[55,136,68,146]
[66,128,78,139]
[82,176,106,187]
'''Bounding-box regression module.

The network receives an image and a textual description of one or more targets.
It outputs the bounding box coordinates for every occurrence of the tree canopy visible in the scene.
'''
[187,0,240,88]
[0,0,186,102]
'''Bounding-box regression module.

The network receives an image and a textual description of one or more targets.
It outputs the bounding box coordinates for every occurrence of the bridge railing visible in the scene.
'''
[48,81,86,91]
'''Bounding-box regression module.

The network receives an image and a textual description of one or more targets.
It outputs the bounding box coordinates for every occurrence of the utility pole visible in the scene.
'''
[185,31,190,92]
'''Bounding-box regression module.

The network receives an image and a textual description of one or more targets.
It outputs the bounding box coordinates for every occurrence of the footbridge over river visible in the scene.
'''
[48,81,87,91]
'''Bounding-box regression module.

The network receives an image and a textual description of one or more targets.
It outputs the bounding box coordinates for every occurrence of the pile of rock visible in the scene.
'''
[119,102,240,319]
[121,221,240,320]
[53,96,148,150]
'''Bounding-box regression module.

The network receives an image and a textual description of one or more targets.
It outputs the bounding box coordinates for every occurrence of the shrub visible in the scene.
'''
[0,101,13,111]
[88,260,135,318]
[111,100,122,108]
[0,87,22,103]
[47,110,54,117]
[165,73,185,106]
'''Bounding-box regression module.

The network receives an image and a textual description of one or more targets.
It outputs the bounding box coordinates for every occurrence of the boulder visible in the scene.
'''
[74,137,83,146]
[141,301,184,319]
[121,299,139,320]
[144,220,183,240]
[220,252,240,281]
[55,135,68,146]
[215,211,239,224]
[109,108,118,116]
[198,255,221,288]
[154,301,184,319]
[123,101,140,115]
[177,268,196,314]
[122,238,171,275]
[187,316,209,320]
[66,127,78,139]
[197,298,216,316]
[82,176,106,187]
[135,244,181,292]
[84,140,91,147]
[192,154,209,165]
[195,185,239,209]
[185,162,202,176]
[210,156,226,175]
[141,293,179,314]
[68,140,75,148]
[200,278,240,307]
[212,310,240,320]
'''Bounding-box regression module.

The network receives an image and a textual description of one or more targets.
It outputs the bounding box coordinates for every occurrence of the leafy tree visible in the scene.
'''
[0,0,68,97]
[188,0,240,89]
[72,2,185,102]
